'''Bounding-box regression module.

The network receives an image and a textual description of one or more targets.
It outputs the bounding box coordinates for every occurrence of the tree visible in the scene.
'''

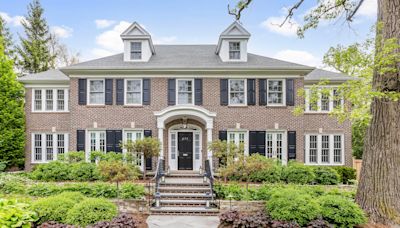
[0,38,25,170]
[230,0,400,225]
[97,160,139,195]
[48,33,80,68]
[0,16,15,61]
[17,0,55,73]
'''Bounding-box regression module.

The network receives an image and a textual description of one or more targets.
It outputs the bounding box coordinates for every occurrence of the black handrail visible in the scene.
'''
[204,159,215,204]
[152,158,164,207]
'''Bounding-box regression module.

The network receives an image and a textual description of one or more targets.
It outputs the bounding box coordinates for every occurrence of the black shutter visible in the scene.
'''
[144,130,152,170]
[105,79,113,105]
[106,130,116,152]
[168,79,176,105]
[218,130,227,141]
[76,130,85,151]
[220,79,228,106]
[114,130,123,153]
[116,79,124,105]
[142,78,151,105]
[259,79,267,106]
[249,131,266,156]
[78,79,87,105]
[247,79,256,105]
[195,79,203,105]
[288,131,296,160]
[286,79,295,106]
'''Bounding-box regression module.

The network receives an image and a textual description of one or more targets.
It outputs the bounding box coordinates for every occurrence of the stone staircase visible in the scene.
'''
[150,171,219,215]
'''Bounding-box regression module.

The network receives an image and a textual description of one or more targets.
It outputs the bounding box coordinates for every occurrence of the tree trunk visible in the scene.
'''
[355,0,400,225]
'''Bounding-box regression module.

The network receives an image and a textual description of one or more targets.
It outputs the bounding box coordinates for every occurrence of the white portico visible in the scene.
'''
[154,106,216,171]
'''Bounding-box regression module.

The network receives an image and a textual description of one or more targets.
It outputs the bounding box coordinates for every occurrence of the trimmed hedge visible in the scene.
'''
[31,162,101,182]
[32,194,77,224]
[313,166,340,185]
[283,163,315,184]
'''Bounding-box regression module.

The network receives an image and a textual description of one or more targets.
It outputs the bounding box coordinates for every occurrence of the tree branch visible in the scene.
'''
[228,0,253,21]
[346,0,365,21]
[280,0,305,27]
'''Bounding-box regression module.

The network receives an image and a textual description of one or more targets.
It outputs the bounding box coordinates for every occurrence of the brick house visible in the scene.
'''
[19,21,352,171]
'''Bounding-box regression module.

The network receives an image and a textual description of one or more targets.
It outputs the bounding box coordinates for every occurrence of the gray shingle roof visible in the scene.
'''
[304,68,353,82]
[18,69,69,83]
[62,45,312,70]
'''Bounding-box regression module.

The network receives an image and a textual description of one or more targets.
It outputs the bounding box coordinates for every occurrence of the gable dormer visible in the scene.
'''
[120,22,155,62]
[215,21,251,62]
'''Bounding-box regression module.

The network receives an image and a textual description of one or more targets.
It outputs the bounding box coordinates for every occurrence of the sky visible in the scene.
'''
[0,0,377,68]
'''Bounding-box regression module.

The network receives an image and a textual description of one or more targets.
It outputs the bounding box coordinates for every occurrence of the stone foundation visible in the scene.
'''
[112,199,151,214]
[219,200,265,213]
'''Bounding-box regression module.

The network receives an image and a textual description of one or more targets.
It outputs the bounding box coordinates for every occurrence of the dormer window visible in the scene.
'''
[130,42,142,60]
[229,42,240,60]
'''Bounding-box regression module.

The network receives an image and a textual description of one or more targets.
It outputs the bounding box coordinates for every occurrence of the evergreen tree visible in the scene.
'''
[0,38,25,169]
[17,0,54,73]
[0,15,15,61]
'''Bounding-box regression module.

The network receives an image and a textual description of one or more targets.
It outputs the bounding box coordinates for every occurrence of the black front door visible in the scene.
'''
[178,132,193,170]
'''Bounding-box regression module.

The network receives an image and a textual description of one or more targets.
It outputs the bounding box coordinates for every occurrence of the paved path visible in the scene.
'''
[147,215,220,228]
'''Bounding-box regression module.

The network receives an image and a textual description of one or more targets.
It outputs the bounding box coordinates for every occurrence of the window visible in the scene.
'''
[130,42,142,60]
[305,87,344,112]
[124,130,143,167]
[267,79,285,106]
[88,131,106,152]
[33,89,68,112]
[88,79,105,105]
[170,133,177,160]
[227,131,248,154]
[194,133,200,160]
[229,79,246,105]
[125,79,142,105]
[177,79,193,105]
[32,133,68,163]
[305,134,344,165]
[266,132,286,161]
[229,42,240,60]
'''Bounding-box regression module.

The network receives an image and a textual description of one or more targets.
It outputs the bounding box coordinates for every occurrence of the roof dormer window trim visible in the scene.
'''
[229,42,241,60]
[130,42,142,60]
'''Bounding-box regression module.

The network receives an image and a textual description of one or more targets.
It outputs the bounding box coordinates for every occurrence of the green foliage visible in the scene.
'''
[90,151,124,162]
[283,162,315,184]
[266,189,321,226]
[0,161,7,172]
[55,191,86,202]
[0,198,38,228]
[0,173,32,195]
[31,161,70,181]
[65,198,117,227]
[27,183,61,197]
[332,166,357,184]
[352,120,368,159]
[17,0,55,73]
[32,194,76,224]
[0,37,25,170]
[313,166,340,185]
[119,183,145,199]
[213,183,247,201]
[318,195,367,227]
[69,162,101,181]
[59,151,86,163]
[98,160,139,184]
[208,140,244,169]
[0,15,15,60]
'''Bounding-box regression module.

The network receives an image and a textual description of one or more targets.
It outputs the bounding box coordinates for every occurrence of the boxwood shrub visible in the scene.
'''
[332,166,357,184]
[68,162,101,181]
[31,161,70,181]
[32,194,77,224]
[283,163,315,184]
[313,166,340,185]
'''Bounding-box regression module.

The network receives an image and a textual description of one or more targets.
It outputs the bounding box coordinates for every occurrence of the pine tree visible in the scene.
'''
[0,37,25,170]
[0,15,15,61]
[17,0,55,73]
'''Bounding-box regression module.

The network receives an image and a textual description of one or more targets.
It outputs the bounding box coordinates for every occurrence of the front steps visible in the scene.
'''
[150,171,219,215]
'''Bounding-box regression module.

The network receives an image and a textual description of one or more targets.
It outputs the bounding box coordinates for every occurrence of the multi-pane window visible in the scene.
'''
[321,93,330,111]
[305,88,344,112]
[89,80,105,105]
[177,79,193,105]
[33,89,68,112]
[267,80,284,105]
[194,133,200,160]
[124,130,143,167]
[32,133,68,163]
[306,134,344,165]
[89,131,106,152]
[333,89,343,109]
[130,42,142,60]
[227,131,247,154]
[229,42,240,60]
[229,79,246,105]
[125,79,142,105]
[266,132,286,161]
[170,133,177,160]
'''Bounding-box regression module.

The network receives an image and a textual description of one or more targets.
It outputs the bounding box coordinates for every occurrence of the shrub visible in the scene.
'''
[37,221,77,228]
[120,183,145,199]
[332,166,356,184]
[88,182,118,198]
[306,219,330,228]
[266,189,321,226]
[60,151,85,163]
[0,198,38,228]
[213,183,246,200]
[314,166,340,185]
[98,161,139,185]
[219,210,240,225]
[68,162,101,181]
[318,195,367,227]
[65,198,117,227]
[283,162,315,184]
[249,164,283,183]
[90,151,124,162]
[0,179,26,194]
[27,183,61,197]
[31,161,70,181]
[54,192,86,203]
[88,213,140,228]
[270,220,300,227]
[0,161,7,172]
[32,195,76,224]
[233,212,271,227]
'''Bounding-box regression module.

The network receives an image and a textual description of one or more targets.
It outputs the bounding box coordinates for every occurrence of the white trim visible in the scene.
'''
[304,134,345,166]
[87,79,105,105]
[129,41,143,61]
[176,78,195,105]
[122,129,144,171]
[266,79,286,107]
[86,130,107,161]
[31,132,69,164]
[304,87,344,113]
[124,78,143,106]
[31,88,69,113]
[227,130,249,156]
[265,130,287,165]
[25,84,69,88]
[68,74,304,79]
[228,78,247,106]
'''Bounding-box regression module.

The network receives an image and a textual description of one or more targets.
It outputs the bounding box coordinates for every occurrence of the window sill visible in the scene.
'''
[31,111,70,114]
[86,105,106,108]
[123,105,144,108]
[265,105,287,108]
[228,105,248,108]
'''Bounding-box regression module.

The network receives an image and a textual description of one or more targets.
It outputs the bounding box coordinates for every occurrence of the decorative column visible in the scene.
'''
[158,127,164,159]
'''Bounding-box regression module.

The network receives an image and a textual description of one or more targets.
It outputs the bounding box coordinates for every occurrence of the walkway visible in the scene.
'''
[147,215,219,228]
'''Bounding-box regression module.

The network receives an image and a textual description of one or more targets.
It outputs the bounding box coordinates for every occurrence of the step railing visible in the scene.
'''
[204,159,216,208]
[152,157,165,208]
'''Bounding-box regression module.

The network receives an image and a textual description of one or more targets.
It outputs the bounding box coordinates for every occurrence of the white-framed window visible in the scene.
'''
[229,42,240,60]
[32,133,69,163]
[32,89,68,112]
[88,79,105,105]
[194,132,201,160]
[305,134,344,165]
[229,79,247,105]
[227,131,248,155]
[267,79,285,106]
[265,131,286,162]
[123,130,143,168]
[88,131,106,152]
[305,87,344,112]
[130,42,142,60]
[176,79,194,105]
[125,79,142,105]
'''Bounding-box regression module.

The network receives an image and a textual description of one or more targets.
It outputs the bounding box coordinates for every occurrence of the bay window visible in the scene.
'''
[229,79,246,105]
[32,133,69,163]
[305,134,344,165]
